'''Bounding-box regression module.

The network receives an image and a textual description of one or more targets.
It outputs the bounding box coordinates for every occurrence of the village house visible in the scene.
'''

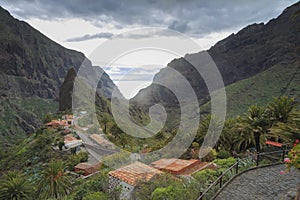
[90,134,114,149]
[64,134,82,149]
[109,161,162,199]
[150,158,217,176]
[74,162,101,176]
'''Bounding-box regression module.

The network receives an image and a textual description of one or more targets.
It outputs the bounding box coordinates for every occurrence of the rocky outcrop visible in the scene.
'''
[59,66,120,113]
[59,68,77,111]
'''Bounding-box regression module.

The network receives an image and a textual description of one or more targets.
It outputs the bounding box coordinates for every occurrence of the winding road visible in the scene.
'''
[72,116,119,163]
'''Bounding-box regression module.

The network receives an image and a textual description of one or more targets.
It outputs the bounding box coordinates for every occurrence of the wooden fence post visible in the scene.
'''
[281,150,285,162]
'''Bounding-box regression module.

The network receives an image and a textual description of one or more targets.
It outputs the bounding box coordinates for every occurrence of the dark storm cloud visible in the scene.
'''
[2,0,298,37]
[168,20,189,32]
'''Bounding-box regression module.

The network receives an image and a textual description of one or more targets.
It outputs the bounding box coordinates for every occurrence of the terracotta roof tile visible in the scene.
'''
[179,162,217,175]
[64,135,78,142]
[75,162,92,170]
[75,162,101,176]
[150,159,199,172]
[109,162,162,186]
[149,158,215,175]
[46,120,68,126]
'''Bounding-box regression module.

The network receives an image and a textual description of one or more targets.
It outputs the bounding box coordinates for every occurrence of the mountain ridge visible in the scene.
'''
[132,1,300,121]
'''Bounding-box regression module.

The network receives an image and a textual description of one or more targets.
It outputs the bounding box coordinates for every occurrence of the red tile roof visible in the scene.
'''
[75,162,92,170]
[150,158,212,175]
[75,162,101,176]
[109,162,162,186]
[265,140,283,147]
[151,159,198,171]
[179,162,217,175]
[64,135,78,142]
[45,120,68,127]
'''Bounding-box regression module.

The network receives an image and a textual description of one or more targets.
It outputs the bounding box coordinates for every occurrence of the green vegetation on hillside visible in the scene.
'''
[0,98,58,145]
[202,62,300,117]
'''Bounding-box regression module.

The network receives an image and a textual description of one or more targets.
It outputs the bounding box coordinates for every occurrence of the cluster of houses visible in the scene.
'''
[73,157,217,199]
[108,158,217,199]
[45,114,75,129]
[45,115,83,150]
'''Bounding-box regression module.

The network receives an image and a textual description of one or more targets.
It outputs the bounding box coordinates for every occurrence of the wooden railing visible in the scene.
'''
[197,149,289,200]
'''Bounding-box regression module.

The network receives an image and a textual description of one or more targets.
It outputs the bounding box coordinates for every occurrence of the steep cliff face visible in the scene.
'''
[0,7,87,99]
[0,7,120,143]
[132,2,300,115]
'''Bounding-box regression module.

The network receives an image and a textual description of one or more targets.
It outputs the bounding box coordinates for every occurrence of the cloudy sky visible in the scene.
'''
[1,0,298,98]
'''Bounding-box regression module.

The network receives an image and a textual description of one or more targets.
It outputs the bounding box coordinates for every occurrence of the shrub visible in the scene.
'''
[200,147,217,162]
[192,142,200,148]
[102,150,130,169]
[66,151,89,171]
[217,150,231,159]
[194,169,219,183]
[286,141,300,170]
[151,186,177,200]
[83,192,108,200]
[213,157,236,169]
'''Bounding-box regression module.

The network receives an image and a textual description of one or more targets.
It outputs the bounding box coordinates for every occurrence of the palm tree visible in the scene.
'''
[267,96,298,143]
[233,117,254,151]
[268,96,295,123]
[269,110,300,143]
[236,105,269,152]
[37,160,72,199]
[195,114,227,153]
[100,114,109,134]
[0,171,34,200]
[218,118,237,151]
